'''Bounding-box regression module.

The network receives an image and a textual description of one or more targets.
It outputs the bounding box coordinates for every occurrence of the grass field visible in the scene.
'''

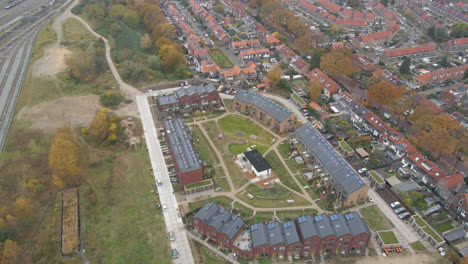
[359,206,394,231]
[188,196,253,218]
[208,48,234,68]
[199,245,225,264]
[247,184,290,199]
[236,190,310,208]
[212,166,230,191]
[378,231,399,244]
[190,126,219,165]
[223,154,248,189]
[218,115,274,145]
[264,151,301,193]
[434,222,454,233]
[409,241,427,251]
[62,17,96,43]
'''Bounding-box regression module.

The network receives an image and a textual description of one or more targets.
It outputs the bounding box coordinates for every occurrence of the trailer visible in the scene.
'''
[4,0,25,9]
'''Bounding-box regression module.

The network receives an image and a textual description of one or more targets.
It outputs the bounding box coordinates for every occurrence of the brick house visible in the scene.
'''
[163,119,204,187]
[156,84,221,118]
[233,89,296,133]
[384,45,436,61]
[239,48,270,63]
[294,124,369,207]
[305,68,341,99]
[442,85,467,106]
[416,65,468,85]
[230,39,261,52]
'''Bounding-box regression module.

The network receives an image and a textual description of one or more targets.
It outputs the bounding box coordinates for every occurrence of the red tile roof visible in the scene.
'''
[408,153,446,181]
[418,98,443,114]
[332,42,344,49]
[443,173,465,189]
[336,19,369,27]
[358,30,392,42]
[265,34,281,44]
[416,65,468,84]
[239,48,270,59]
[230,39,260,50]
[305,68,340,95]
[385,45,436,58]
[275,44,298,60]
[221,62,257,77]
[309,101,322,110]
[447,38,468,47]
[353,54,375,71]
[291,58,309,74]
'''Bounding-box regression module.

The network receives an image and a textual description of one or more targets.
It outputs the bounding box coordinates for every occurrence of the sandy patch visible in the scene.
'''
[32,44,71,79]
[18,95,100,134]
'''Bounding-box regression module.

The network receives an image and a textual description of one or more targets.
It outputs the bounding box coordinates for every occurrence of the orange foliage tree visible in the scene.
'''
[320,48,358,77]
[367,81,405,108]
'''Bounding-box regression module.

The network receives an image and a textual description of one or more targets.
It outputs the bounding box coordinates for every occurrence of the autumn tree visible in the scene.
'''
[12,197,33,221]
[87,108,122,145]
[159,44,185,73]
[320,49,358,77]
[49,127,82,188]
[66,42,105,81]
[422,113,461,160]
[2,239,20,264]
[140,33,152,50]
[266,65,282,86]
[309,81,323,101]
[367,81,404,107]
[451,22,468,38]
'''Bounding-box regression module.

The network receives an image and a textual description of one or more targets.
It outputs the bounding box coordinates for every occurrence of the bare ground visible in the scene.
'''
[352,253,446,264]
[31,44,71,79]
[18,95,100,134]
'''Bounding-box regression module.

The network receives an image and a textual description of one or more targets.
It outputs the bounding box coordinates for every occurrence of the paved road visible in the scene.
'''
[137,94,195,264]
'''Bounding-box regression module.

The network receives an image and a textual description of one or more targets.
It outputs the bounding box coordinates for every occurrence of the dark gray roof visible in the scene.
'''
[158,94,178,105]
[193,203,220,223]
[267,222,285,246]
[330,213,350,237]
[460,247,468,257]
[158,83,216,105]
[163,119,202,173]
[315,214,335,238]
[244,150,271,172]
[344,212,371,236]
[297,215,320,239]
[444,226,466,242]
[251,223,270,247]
[283,221,301,245]
[208,208,232,231]
[295,123,365,196]
[234,89,292,121]
[220,215,245,240]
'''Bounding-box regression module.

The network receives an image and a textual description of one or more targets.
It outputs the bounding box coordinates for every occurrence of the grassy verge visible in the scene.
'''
[208,48,234,68]
[212,166,230,191]
[369,170,384,184]
[379,231,399,244]
[338,140,353,153]
[410,241,427,251]
[223,99,233,110]
[223,155,248,189]
[185,179,213,190]
[359,206,394,231]
[434,222,454,233]
[276,209,318,221]
[236,190,310,208]
[264,151,301,193]
[218,114,274,145]
[228,142,269,155]
[200,245,225,264]
[62,17,97,43]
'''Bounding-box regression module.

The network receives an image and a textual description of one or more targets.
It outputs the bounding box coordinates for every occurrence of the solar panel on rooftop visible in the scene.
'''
[298,216,307,224]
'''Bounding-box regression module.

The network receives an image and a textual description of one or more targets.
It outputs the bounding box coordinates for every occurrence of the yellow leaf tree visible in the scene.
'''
[2,240,20,264]
[320,48,358,77]
[266,65,282,86]
[13,197,33,221]
[367,81,405,108]
[159,44,185,73]
[309,80,323,101]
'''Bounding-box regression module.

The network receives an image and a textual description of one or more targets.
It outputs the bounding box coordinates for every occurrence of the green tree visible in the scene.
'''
[399,57,411,75]
[266,65,282,85]
[428,26,449,41]
[147,55,161,70]
[309,50,323,69]
[440,56,449,67]
[140,34,152,50]
[450,22,468,38]
[381,0,388,7]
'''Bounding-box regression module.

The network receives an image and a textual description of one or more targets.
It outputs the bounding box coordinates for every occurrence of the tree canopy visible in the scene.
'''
[367,81,404,107]
[450,22,468,38]
[320,49,358,77]
[309,81,323,101]
[49,127,82,188]
[266,65,282,85]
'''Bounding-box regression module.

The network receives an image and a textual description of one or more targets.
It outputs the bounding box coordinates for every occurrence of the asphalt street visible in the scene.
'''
[137,94,195,264]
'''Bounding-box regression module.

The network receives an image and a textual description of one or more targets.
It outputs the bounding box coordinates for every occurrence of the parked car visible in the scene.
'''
[358,168,368,174]
[162,204,168,212]
[394,207,406,214]
[390,201,401,208]
[321,129,329,134]
[168,231,175,242]
[398,212,411,219]
[325,134,335,140]
[172,248,179,259]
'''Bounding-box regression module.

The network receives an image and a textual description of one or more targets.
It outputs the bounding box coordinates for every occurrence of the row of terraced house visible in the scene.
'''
[192,203,371,259]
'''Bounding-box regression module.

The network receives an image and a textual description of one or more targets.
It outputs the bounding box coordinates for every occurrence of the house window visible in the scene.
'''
[279,247,285,250]
[359,241,365,245]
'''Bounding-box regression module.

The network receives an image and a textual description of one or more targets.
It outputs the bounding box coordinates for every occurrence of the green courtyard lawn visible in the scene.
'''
[236,190,311,208]
[199,245,225,264]
[223,99,233,110]
[247,184,290,199]
[434,222,454,233]
[264,151,301,193]
[292,93,306,105]
[228,142,269,155]
[409,241,427,251]
[223,154,248,189]
[208,48,234,68]
[218,114,275,145]
[275,209,319,221]
[338,140,353,153]
[359,206,394,231]
[190,125,219,165]
[378,231,399,244]
[369,170,384,184]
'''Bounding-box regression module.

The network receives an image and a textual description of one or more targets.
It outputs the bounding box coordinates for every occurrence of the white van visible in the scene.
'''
[162,204,168,212]
[157,179,163,186]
